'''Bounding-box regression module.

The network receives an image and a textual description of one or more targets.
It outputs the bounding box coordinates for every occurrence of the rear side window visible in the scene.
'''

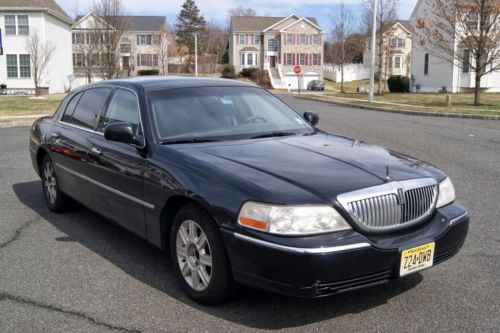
[61,92,83,123]
[99,89,140,132]
[71,88,111,129]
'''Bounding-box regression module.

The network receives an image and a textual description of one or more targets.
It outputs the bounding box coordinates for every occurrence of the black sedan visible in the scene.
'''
[307,80,325,91]
[29,77,469,305]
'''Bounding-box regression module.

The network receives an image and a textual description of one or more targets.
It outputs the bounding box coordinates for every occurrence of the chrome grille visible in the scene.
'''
[338,178,438,232]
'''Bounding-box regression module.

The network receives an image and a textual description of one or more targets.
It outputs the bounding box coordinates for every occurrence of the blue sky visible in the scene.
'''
[61,0,418,30]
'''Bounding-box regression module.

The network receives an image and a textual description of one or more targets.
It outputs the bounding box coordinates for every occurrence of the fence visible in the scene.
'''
[323,63,370,82]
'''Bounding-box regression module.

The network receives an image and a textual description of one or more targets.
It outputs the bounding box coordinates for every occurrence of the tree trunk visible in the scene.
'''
[474,73,481,106]
[340,63,345,94]
[377,43,383,95]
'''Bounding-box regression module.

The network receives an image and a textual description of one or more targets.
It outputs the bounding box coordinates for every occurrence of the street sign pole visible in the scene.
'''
[294,65,302,95]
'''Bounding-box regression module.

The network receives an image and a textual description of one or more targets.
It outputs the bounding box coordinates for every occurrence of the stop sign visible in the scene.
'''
[293,65,302,74]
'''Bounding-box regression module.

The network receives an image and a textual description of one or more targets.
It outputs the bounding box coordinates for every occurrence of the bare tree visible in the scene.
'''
[89,0,129,80]
[364,0,398,94]
[414,0,500,105]
[157,24,174,75]
[26,29,56,96]
[228,6,257,16]
[330,2,359,93]
[198,21,228,72]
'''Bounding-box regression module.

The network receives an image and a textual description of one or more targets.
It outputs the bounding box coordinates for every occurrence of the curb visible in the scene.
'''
[0,114,49,128]
[295,96,500,120]
[0,120,36,128]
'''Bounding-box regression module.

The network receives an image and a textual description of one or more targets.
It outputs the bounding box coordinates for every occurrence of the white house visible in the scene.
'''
[410,0,500,93]
[0,0,73,94]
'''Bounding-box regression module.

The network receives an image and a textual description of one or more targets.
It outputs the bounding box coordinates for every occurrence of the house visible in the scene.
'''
[410,0,500,93]
[363,20,413,78]
[0,0,73,94]
[72,14,166,86]
[229,14,325,89]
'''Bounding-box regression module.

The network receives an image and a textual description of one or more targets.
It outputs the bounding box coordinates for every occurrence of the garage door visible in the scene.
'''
[303,72,320,89]
[283,72,320,89]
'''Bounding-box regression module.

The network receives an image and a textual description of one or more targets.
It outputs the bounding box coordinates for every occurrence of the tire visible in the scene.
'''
[170,204,236,305]
[41,155,71,212]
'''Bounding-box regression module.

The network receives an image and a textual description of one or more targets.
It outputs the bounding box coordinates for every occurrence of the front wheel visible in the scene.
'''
[41,155,71,212]
[170,204,236,304]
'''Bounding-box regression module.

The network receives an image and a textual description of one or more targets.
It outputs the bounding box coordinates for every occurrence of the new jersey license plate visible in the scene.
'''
[400,242,435,277]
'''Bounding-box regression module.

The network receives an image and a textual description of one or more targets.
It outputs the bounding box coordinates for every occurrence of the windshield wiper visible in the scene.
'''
[159,138,220,145]
[249,132,298,139]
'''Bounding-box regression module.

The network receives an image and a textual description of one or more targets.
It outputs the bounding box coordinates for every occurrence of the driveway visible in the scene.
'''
[1,97,499,332]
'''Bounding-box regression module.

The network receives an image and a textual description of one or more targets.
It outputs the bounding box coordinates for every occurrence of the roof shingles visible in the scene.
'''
[231,15,320,32]
[0,0,72,23]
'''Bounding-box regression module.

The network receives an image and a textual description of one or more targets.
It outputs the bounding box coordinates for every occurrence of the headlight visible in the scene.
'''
[436,177,455,208]
[238,202,351,235]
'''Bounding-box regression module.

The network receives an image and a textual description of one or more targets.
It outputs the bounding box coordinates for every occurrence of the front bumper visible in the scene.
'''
[222,202,469,298]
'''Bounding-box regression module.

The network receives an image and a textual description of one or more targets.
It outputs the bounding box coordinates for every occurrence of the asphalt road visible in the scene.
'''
[1,96,499,332]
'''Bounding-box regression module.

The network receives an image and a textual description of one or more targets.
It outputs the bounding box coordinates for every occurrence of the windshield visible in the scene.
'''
[148,86,314,142]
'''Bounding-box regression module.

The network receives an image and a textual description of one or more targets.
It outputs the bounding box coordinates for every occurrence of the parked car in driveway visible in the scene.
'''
[29,77,469,305]
[307,80,325,91]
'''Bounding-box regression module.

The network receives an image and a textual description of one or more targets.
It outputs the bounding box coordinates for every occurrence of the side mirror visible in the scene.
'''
[303,111,319,126]
[104,122,139,145]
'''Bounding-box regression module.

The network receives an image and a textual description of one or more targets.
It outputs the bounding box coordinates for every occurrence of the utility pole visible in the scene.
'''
[368,0,378,103]
[193,32,198,77]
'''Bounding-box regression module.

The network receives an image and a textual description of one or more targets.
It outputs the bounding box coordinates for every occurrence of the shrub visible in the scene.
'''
[137,69,160,76]
[221,64,236,79]
[240,67,258,78]
[387,75,410,92]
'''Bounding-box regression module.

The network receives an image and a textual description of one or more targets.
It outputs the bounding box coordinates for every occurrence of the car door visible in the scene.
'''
[50,87,112,207]
[87,87,148,237]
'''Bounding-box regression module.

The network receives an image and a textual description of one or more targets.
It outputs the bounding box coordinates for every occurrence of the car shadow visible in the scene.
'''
[13,181,423,330]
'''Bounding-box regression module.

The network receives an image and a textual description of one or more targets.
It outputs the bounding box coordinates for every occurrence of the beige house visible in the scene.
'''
[363,20,413,78]
[229,14,325,89]
[72,13,166,85]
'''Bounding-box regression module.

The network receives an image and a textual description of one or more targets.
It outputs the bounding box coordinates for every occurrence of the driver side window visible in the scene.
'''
[99,88,140,132]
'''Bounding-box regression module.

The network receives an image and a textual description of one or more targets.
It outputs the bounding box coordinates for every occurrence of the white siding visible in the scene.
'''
[0,11,72,93]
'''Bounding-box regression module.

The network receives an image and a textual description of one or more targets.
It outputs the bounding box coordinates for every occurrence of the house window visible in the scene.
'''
[239,34,246,44]
[462,49,470,73]
[424,53,429,75]
[254,35,261,44]
[138,54,158,66]
[286,53,293,65]
[6,55,18,77]
[268,39,278,52]
[299,34,306,44]
[392,55,402,68]
[299,53,306,65]
[240,53,257,66]
[468,12,479,30]
[138,34,152,45]
[17,15,29,35]
[5,15,16,35]
[19,54,31,77]
[72,33,84,44]
[390,37,405,48]
[312,54,319,66]
[73,53,84,67]
[312,34,320,45]
[286,34,294,44]
[247,53,253,65]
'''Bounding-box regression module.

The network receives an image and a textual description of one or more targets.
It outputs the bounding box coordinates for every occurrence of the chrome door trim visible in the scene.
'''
[233,232,371,254]
[55,162,155,210]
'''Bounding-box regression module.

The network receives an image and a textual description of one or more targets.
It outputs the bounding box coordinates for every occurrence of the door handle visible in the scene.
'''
[51,132,60,139]
[91,147,102,155]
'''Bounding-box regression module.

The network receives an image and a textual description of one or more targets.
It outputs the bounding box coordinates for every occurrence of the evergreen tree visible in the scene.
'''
[175,0,207,56]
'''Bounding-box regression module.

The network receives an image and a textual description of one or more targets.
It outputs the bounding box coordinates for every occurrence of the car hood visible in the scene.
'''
[171,132,445,204]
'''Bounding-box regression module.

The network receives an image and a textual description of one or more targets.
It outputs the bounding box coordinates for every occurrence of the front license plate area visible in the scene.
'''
[399,242,435,277]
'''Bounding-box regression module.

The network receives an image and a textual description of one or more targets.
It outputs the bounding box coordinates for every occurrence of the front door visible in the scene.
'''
[122,56,129,70]
[270,56,276,68]
[87,88,148,238]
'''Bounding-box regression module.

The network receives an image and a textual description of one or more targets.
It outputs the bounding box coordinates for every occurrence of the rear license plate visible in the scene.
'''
[400,242,435,277]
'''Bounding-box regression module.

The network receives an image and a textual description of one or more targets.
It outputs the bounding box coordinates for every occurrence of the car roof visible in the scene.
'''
[77,76,259,93]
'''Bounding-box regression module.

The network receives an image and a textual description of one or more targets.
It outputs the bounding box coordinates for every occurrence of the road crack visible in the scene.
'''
[0,291,142,332]
[0,213,47,250]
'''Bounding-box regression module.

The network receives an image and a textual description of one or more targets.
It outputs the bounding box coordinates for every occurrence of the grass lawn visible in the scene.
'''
[0,94,66,118]
[319,79,500,116]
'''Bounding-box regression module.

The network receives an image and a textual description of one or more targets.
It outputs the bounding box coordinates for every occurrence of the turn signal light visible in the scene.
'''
[239,217,267,230]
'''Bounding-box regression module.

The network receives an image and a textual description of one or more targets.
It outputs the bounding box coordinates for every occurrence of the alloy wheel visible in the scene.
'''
[43,162,57,204]
[176,220,213,291]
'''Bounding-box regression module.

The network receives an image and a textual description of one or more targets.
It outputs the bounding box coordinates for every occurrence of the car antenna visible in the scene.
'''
[385,165,392,182]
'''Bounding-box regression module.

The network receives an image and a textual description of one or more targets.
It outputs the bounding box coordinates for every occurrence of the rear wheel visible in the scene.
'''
[41,155,71,212]
[170,204,236,304]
